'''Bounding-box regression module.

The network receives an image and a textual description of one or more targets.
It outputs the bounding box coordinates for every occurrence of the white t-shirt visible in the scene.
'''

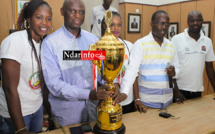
[0,30,43,118]
[90,5,118,38]
[114,38,133,106]
[171,28,215,92]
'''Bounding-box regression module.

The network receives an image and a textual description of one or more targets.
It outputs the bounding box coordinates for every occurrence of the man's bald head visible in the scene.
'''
[187,10,203,21]
[187,10,203,35]
[62,0,85,10]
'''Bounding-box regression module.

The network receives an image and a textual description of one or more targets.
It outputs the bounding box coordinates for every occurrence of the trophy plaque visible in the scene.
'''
[89,11,126,134]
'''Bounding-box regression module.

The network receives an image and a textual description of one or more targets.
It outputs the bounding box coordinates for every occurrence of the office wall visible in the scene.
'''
[119,3,157,42]
[0,0,119,44]
[119,3,143,43]
[120,0,215,95]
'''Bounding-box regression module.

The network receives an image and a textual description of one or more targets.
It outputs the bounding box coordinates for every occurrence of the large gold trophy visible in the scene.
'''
[89,11,126,134]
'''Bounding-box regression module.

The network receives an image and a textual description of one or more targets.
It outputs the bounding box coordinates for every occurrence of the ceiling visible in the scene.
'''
[119,0,192,6]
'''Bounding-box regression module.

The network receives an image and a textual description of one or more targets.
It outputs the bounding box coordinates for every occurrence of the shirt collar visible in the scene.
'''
[184,28,204,41]
[62,24,82,39]
[99,5,111,11]
[149,31,168,44]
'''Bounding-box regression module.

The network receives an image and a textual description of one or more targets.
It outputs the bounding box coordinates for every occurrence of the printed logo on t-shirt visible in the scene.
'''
[28,72,40,90]
[202,46,206,51]
[117,65,126,79]
[185,47,190,51]
[98,19,101,24]
[124,54,128,60]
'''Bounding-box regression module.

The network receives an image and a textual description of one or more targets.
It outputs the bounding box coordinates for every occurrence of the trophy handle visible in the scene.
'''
[89,44,96,51]
[89,44,97,65]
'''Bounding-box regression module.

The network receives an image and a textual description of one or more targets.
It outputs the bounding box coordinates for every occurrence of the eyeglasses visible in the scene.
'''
[153,21,170,27]
[66,9,85,15]
[188,19,203,23]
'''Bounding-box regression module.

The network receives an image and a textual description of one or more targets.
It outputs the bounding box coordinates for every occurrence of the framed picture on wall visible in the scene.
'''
[15,0,30,19]
[128,13,141,33]
[167,22,178,40]
[202,21,211,38]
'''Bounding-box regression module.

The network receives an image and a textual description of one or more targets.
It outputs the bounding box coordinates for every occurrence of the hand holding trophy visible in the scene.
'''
[89,10,126,134]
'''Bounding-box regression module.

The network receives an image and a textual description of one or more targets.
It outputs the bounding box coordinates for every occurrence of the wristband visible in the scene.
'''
[134,98,141,102]
[15,126,27,134]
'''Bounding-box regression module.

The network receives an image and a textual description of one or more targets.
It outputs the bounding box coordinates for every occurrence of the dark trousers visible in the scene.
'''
[122,101,135,114]
[180,89,202,100]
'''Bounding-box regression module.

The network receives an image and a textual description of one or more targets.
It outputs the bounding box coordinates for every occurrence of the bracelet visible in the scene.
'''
[134,98,141,102]
[15,126,27,134]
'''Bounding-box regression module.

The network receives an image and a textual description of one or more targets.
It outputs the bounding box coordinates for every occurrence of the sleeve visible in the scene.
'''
[112,7,118,12]
[205,39,215,62]
[171,37,181,79]
[120,40,143,95]
[126,40,134,51]
[41,39,90,101]
[172,43,180,79]
[90,8,95,25]
[0,34,24,63]
[113,77,119,84]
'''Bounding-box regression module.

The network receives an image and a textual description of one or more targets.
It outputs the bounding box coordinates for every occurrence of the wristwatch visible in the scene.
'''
[134,98,141,102]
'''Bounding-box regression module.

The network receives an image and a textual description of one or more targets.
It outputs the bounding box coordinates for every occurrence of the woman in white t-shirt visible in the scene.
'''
[101,11,135,114]
[0,0,52,133]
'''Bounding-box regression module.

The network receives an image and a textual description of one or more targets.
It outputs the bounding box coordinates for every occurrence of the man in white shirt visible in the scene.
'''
[171,10,215,102]
[120,10,180,111]
[90,0,117,38]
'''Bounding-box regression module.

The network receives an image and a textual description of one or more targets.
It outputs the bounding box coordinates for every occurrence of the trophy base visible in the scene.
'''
[93,124,126,134]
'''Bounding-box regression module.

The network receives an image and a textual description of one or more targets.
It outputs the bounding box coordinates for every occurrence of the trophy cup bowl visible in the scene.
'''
[89,11,126,134]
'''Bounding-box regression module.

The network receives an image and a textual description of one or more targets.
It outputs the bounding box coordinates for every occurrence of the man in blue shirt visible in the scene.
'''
[41,0,114,127]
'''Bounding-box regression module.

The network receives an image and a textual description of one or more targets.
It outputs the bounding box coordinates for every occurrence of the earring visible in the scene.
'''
[24,20,27,29]
[24,20,30,29]
[51,26,54,33]
[47,26,54,35]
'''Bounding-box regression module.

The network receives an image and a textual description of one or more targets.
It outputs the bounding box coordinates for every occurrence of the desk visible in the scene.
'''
[42,94,215,134]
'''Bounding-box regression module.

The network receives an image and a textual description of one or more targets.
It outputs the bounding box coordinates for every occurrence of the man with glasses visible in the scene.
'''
[171,10,215,103]
[119,10,180,112]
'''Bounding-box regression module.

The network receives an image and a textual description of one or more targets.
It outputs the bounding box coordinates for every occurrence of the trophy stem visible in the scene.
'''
[105,83,115,92]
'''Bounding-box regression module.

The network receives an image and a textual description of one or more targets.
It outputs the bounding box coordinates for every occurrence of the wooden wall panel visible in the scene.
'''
[124,3,143,43]
[167,3,181,33]
[142,5,157,37]
[180,1,197,32]
[0,0,14,44]
[119,3,126,39]
[45,0,64,32]
[197,0,214,40]
[167,4,181,22]
[158,5,168,12]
